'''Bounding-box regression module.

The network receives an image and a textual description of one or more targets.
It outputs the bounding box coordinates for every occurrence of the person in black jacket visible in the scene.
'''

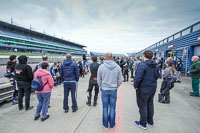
[134,50,159,130]
[176,58,183,83]
[14,55,33,111]
[123,58,129,82]
[6,55,18,105]
[86,56,100,107]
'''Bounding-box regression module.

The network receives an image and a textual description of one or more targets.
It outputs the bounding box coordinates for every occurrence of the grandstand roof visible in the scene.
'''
[0,21,86,48]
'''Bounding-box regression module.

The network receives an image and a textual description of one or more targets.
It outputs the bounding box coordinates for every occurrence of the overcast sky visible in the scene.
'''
[0,0,200,54]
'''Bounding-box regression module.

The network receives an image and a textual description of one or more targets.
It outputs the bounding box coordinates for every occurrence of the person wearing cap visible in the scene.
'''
[188,56,200,97]
[14,55,34,111]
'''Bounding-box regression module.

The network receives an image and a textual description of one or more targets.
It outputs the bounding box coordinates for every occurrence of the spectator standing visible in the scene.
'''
[176,58,183,83]
[134,50,159,130]
[86,56,100,107]
[60,53,79,113]
[50,62,59,86]
[158,57,163,78]
[33,62,54,121]
[188,56,200,97]
[14,55,34,111]
[6,55,18,105]
[97,53,122,129]
[159,61,175,103]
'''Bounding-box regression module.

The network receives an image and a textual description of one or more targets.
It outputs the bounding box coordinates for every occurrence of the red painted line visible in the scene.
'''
[103,83,124,133]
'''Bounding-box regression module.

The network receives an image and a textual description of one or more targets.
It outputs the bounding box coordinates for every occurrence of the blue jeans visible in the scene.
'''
[35,92,51,118]
[101,89,117,128]
[63,82,78,110]
[159,68,162,78]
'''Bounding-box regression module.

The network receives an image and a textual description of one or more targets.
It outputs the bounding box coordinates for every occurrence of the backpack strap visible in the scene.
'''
[43,81,48,87]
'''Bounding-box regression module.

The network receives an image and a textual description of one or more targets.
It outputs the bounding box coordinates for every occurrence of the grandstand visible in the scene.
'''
[90,51,126,58]
[0,21,87,55]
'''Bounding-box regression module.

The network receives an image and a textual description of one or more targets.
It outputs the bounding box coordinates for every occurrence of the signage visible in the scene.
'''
[184,49,187,54]
[197,36,200,41]
[168,45,173,48]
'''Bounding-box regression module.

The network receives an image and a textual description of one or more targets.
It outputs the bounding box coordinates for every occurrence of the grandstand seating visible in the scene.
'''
[0,21,86,55]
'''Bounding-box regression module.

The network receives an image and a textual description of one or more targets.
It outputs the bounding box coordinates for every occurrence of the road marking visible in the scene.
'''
[103,83,124,133]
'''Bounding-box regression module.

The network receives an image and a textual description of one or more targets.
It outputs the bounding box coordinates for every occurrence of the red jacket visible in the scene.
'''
[34,69,54,93]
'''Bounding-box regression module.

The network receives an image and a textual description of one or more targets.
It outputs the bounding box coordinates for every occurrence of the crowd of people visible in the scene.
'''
[4,51,200,130]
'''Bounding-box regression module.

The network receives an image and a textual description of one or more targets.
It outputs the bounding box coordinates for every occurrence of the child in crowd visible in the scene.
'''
[33,62,54,121]
[159,60,176,104]
[50,62,59,86]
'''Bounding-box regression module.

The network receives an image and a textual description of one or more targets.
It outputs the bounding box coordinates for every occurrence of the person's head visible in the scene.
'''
[192,56,199,62]
[41,62,49,70]
[100,56,104,61]
[66,53,72,59]
[104,53,113,60]
[18,55,28,64]
[166,60,173,68]
[92,56,97,62]
[54,62,57,67]
[158,57,161,60]
[57,61,61,65]
[113,56,116,60]
[9,55,17,62]
[143,50,153,60]
[42,56,48,62]
[135,56,139,60]
[177,58,181,62]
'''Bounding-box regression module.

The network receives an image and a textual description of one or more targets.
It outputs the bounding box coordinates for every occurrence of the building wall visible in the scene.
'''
[137,29,200,75]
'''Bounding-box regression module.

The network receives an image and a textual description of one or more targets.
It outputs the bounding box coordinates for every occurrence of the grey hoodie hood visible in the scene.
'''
[104,60,117,70]
[97,60,122,91]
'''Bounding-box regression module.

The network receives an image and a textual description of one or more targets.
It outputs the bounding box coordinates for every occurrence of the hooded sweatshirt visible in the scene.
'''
[60,59,80,82]
[14,55,33,82]
[97,60,122,90]
[6,61,16,72]
[134,60,160,94]
[34,69,54,93]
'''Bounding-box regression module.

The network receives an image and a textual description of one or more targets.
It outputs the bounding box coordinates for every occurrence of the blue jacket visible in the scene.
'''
[134,60,159,94]
[60,59,79,82]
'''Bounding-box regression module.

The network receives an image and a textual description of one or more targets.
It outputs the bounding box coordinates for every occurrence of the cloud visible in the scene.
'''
[0,0,200,54]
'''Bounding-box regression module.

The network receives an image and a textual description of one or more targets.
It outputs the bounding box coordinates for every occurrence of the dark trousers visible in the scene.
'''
[136,90,155,126]
[87,83,99,99]
[17,81,31,110]
[160,79,170,103]
[123,69,129,81]
[131,69,134,78]
[63,82,78,110]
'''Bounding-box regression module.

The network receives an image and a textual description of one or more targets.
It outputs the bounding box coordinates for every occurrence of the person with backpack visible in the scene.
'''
[134,50,159,130]
[60,53,79,113]
[14,55,33,111]
[33,62,54,121]
[86,56,100,107]
[159,60,176,104]
[6,55,18,105]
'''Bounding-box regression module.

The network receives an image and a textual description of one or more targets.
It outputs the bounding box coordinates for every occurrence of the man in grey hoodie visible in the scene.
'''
[97,53,122,129]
